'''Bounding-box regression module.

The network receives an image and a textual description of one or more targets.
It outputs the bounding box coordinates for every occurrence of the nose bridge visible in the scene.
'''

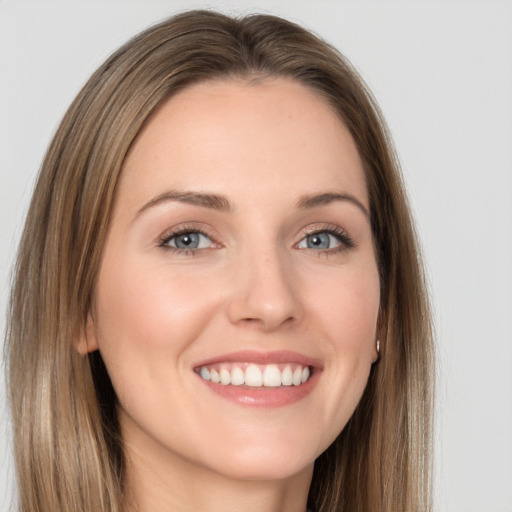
[227,240,301,330]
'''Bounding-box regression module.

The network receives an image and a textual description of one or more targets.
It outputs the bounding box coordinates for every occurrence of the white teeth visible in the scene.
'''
[262,365,281,387]
[231,366,245,386]
[245,364,263,387]
[220,368,231,385]
[281,365,293,386]
[197,363,312,387]
[210,369,220,383]
[292,366,302,386]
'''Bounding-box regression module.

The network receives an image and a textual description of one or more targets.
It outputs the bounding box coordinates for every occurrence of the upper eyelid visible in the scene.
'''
[157,224,218,248]
[297,223,350,239]
[159,222,216,237]
[302,224,343,234]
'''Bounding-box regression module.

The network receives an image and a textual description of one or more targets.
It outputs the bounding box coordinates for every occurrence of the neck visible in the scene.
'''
[123,443,313,512]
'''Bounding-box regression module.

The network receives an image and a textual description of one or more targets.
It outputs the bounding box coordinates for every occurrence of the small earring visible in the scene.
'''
[373,340,381,364]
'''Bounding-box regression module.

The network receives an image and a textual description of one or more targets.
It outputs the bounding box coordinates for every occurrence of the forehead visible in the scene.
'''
[119,77,368,209]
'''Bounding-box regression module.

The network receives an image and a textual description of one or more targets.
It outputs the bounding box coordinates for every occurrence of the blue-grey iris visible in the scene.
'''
[174,233,200,249]
[307,233,331,249]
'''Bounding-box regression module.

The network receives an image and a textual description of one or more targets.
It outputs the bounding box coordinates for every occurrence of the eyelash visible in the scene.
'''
[299,225,355,256]
[158,225,216,256]
[157,224,355,256]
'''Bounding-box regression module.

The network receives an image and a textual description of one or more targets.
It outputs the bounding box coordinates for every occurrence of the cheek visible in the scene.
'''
[93,258,224,353]
[305,260,380,346]
[90,258,226,419]
[89,259,228,413]
[332,272,380,378]
[301,261,379,428]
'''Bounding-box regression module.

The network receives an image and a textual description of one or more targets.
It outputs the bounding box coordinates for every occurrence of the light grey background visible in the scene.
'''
[1,1,511,511]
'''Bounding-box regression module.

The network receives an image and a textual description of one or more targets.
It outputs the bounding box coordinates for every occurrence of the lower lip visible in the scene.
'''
[197,370,320,408]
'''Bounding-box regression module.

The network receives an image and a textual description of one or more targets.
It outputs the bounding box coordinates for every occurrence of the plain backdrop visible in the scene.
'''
[1,1,511,511]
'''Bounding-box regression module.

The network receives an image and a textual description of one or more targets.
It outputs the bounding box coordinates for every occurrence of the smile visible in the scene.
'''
[196,363,311,388]
[193,351,320,407]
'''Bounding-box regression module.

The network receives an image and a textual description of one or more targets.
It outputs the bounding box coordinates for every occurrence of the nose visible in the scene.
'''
[226,248,303,331]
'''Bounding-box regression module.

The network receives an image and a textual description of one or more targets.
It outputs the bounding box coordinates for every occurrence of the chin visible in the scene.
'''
[199,434,320,482]
[214,456,314,482]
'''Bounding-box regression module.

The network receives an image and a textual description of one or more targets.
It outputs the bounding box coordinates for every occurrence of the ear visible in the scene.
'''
[75,312,99,355]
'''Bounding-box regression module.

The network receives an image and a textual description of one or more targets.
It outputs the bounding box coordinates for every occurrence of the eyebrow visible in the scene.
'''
[296,191,369,218]
[134,190,233,220]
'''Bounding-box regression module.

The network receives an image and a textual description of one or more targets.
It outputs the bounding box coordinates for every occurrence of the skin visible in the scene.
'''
[80,77,380,512]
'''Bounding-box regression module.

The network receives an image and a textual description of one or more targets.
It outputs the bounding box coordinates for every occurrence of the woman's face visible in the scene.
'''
[83,78,380,482]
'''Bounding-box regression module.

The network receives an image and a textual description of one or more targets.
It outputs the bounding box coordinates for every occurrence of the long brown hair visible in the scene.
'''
[6,10,434,512]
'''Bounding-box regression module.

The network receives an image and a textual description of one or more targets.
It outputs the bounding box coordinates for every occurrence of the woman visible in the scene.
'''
[5,9,434,512]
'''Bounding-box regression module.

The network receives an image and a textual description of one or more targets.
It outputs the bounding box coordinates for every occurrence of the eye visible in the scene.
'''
[160,230,214,251]
[296,227,354,252]
[297,232,340,250]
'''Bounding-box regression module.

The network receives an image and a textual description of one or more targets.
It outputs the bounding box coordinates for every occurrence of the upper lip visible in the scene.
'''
[193,350,323,369]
